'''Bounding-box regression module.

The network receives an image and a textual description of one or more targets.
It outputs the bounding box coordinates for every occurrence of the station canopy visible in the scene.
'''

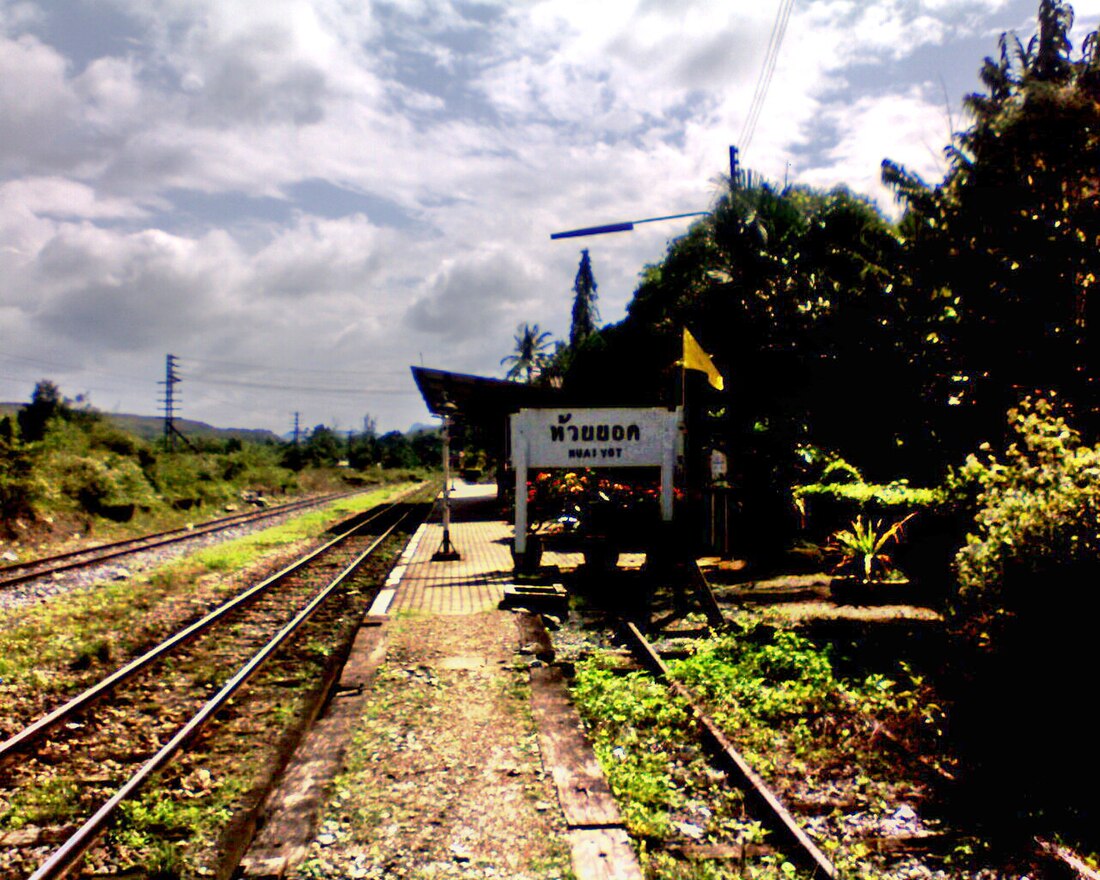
[410,366,562,453]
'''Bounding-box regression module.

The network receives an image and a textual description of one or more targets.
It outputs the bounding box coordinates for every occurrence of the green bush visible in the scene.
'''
[146,454,229,506]
[953,397,1100,608]
[49,452,157,514]
[793,479,943,539]
[948,398,1100,818]
[0,420,39,524]
[87,420,151,459]
[220,445,295,493]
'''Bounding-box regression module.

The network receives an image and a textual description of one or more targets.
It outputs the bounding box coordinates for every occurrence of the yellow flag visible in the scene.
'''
[681,328,724,390]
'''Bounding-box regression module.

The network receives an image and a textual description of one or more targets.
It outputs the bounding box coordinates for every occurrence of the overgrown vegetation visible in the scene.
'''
[536,6,1100,838]
[946,398,1100,822]
[572,612,944,879]
[0,380,439,543]
[952,397,1100,610]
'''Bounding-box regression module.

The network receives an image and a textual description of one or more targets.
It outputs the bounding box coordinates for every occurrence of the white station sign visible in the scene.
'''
[510,406,682,557]
[513,407,681,468]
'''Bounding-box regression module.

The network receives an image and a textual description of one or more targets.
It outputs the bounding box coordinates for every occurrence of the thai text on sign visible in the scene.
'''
[513,407,681,469]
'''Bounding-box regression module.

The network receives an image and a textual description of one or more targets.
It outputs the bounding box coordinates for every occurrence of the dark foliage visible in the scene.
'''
[884,0,1100,456]
[570,248,600,348]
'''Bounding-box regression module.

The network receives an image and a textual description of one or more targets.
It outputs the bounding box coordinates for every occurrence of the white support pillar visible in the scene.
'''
[513,439,528,555]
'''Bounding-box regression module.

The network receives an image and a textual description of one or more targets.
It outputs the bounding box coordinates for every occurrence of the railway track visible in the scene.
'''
[0,491,356,591]
[0,489,433,880]
[560,560,1094,880]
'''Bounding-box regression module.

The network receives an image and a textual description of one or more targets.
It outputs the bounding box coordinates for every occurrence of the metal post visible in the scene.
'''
[433,410,460,561]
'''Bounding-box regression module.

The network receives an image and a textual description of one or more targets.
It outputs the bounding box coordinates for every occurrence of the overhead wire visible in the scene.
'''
[739,0,795,155]
[188,375,411,396]
[180,354,408,378]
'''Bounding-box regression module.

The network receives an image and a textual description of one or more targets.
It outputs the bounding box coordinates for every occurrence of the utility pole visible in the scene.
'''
[159,354,181,451]
[432,401,461,561]
[158,354,195,451]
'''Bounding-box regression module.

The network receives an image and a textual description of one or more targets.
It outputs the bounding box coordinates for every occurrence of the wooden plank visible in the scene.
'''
[669,842,775,860]
[529,665,623,829]
[567,828,644,880]
[238,626,388,878]
[687,560,727,628]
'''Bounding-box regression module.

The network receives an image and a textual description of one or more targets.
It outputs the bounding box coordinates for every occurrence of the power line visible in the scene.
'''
[739,0,795,154]
[180,354,407,378]
[0,352,144,385]
[184,375,413,396]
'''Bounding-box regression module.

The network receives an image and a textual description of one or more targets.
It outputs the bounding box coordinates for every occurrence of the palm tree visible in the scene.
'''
[501,323,555,383]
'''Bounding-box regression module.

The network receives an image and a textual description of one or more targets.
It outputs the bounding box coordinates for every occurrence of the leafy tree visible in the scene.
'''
[376,430,418,468]
[282,424,343,469]
[410,428,442,467]
[16,380,100,442]
[501,322,555,383]
[883,0,1100,451]
[18,380,66,442]
[347,432,377,469]
[570,249,600,348]
[559,181,923,558]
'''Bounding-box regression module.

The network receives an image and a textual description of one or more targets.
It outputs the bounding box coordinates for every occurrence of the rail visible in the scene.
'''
[0,491,358,589]
[26,502,417,880]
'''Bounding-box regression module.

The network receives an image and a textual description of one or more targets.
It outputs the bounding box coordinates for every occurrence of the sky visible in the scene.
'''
[2,0,1099,436]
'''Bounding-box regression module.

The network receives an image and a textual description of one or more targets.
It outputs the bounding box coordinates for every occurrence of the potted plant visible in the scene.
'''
[825,513,914,602]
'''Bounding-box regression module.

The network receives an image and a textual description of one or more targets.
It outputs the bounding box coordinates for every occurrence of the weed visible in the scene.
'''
[0,775,83,828]
[571,609,940,878]
[69,636,112,670]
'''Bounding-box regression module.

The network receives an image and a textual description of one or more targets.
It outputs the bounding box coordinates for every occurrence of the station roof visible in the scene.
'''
[409,366,561,424]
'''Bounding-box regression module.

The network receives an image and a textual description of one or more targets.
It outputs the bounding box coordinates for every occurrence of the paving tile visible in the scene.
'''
[390,483,516,615]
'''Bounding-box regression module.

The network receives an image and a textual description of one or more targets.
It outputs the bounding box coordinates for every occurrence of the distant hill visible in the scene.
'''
[0,403,281,444]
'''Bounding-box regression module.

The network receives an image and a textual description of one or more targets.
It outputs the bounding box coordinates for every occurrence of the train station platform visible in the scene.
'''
[370,480,584,616]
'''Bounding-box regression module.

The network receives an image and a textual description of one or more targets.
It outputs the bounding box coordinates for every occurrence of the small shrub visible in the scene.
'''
[948,397,1100,818]
[825,513,914,582]
[0,421,38,523]
[88,420,148,457]
[49,452,157,514]
[953,397,1100,608]
[793,478,942,540]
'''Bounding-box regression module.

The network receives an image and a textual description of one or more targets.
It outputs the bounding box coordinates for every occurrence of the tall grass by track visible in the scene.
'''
[0,483,424,696]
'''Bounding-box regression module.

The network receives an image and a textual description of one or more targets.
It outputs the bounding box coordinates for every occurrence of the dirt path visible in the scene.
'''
[285,611,573,880]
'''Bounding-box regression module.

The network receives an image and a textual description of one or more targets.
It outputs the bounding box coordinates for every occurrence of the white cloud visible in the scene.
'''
[0,177,151,219]
[1,0,1083,430]
[797,85,951,209]
[0,32,78,167]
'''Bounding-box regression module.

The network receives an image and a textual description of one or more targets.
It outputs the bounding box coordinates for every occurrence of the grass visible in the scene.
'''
[0,482,432,878]
[1,775,84,829]
[570,608,940,879]
[0,483,423,739]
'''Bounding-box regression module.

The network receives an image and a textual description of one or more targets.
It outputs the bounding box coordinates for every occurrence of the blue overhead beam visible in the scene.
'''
[550,211,708,240]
